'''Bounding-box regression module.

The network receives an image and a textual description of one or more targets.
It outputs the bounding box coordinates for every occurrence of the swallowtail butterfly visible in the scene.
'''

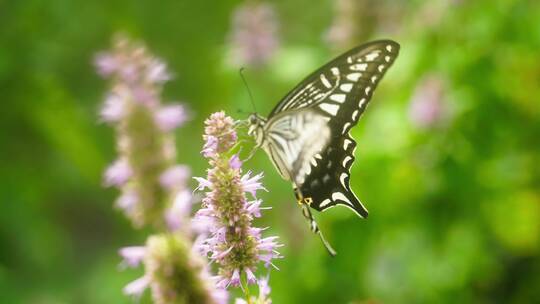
[247,40,400,255]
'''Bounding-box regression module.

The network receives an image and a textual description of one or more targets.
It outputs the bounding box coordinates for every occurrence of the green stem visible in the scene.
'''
[241,272,252,304]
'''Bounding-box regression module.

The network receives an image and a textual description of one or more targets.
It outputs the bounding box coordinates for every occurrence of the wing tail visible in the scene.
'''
[305,184,369,218]
[340,189,369,218]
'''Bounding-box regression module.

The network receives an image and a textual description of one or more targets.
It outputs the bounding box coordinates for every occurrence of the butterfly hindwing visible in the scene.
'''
[264,40,400,216]
[298,133,368,217]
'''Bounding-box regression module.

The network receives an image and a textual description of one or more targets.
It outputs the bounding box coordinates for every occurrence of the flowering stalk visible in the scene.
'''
[97,35,227,303]
[408,74,449,128]
[228,1,279,67]
[194,112,282,302]
[120,234,228,304]
[96,35,190,229]
[325,0,360,50]
[325,0,400,50]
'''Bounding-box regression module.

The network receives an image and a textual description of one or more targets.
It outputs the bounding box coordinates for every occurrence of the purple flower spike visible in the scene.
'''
[408,74,448,128]
[194,112,281,301]
[120,235,229,304]
[98,35,229,304]
[96,35,193,229]
[229,2,280,67]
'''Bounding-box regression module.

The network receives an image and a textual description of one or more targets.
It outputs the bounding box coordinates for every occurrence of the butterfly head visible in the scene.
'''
[247,113,266,145]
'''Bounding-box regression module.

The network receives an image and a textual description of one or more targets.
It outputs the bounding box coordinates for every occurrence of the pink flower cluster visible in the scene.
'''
[408,74,448,128]
[119,235,228,304]
[229,2,279,67]
[96,35,191,229]
[194,112,282,293]
[96,37,187,126]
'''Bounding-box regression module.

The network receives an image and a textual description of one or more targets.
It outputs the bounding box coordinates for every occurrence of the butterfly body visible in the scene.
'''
[247,40,400,253]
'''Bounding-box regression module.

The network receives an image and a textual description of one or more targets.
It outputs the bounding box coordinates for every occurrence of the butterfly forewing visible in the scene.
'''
[269,40,400,119]
[264,40,400,217]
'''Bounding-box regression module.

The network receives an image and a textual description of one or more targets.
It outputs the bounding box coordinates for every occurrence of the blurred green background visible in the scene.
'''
[1,0,540,303]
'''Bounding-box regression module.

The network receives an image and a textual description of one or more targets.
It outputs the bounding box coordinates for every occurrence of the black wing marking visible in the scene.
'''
[299,133,367,217]
[269,40,400,118]
[267,40,400,216]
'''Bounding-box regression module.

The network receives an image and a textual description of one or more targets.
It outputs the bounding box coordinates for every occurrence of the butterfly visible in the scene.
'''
[247,40,400,255]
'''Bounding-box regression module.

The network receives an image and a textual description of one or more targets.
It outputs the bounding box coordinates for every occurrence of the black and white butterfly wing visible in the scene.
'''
[265,40,400,217]
[261,109,331,185]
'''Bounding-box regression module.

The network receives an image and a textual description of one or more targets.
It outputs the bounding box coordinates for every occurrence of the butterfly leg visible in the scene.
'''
[294,187,337,257]
[244,147,257,162]
[243,140,262,162]
[233,119,249,128]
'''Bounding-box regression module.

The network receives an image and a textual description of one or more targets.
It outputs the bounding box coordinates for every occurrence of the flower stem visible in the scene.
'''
[241,273,252,304]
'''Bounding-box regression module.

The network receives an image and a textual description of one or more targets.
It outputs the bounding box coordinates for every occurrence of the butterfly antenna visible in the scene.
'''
[239,67,257,113]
